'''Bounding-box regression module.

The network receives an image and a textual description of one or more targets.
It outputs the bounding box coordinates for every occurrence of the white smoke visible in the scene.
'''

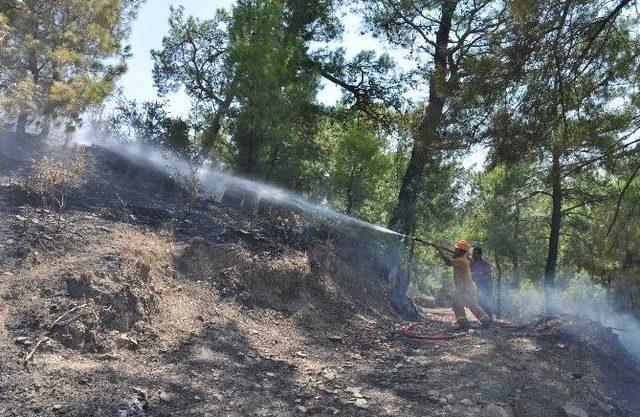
[498,277,640,359]
[71,131,404,237]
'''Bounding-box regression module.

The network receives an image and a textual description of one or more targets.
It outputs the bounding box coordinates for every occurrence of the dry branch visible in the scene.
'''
[22,303,97,366]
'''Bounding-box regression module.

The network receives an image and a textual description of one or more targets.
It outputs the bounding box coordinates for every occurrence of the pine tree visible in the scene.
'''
[0,0,141,138]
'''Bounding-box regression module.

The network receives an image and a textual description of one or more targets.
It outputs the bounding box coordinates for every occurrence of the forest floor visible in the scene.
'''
[1,135,639,417]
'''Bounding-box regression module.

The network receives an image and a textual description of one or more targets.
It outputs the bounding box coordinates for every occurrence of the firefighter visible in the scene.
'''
[471,247,494,319]
[436,240,493,329]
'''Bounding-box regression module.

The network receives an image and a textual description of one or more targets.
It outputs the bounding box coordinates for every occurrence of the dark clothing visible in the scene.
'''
[471,259,492,287]
[471,258,494,319]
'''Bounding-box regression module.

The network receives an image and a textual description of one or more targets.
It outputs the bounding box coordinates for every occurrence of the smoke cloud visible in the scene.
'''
[71,132,404,237]
[498,278,640,359]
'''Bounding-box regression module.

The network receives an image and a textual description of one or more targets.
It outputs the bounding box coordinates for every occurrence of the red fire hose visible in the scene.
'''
[400,322,467,341]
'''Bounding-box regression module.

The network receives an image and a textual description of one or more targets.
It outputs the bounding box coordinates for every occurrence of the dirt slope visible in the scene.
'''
[1,136,639,417]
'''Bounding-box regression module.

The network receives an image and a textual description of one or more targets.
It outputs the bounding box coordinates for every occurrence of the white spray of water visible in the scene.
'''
[73,136,640,359]
[72,135,404,238]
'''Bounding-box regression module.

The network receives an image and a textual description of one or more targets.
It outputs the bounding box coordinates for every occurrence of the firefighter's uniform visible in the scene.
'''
[449,256,491,326]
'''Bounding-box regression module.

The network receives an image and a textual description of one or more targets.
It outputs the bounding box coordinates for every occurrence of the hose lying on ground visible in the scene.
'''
[400,322,467,341]
[400,320,530,341]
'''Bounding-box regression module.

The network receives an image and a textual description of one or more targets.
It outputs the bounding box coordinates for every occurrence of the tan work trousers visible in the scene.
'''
[452,283,490,325]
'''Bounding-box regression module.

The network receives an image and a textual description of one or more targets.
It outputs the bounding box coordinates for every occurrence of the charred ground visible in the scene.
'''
[0,136,639,417]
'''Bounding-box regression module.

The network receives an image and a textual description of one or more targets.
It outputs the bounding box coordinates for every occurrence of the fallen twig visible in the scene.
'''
[22,303,97,366]
[48,303,88,331]
[22,338,48,365]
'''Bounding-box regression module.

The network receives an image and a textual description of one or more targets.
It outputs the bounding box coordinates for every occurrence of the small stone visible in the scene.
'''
[117,334,139,349]
[131,387,147,399]
[328,335,343,343]
[354,398,368,409]
[266,372,276,377]
[297,405,308,413]
[461,398,474,406]
[439,397,448,404]
[159,391,175,403]
[322,370,337,381]
[14,336,29,344]
[345,387,363,398]
[485,403,514,417]
[562,403,588,417]
[52,404,63,413]
[427,389,439,397]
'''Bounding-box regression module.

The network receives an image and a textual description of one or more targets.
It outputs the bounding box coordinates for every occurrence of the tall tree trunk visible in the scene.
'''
[494,251,502,319]
[512,204,521,285]
[16,112,28,139]
[544,150,563,313]
[388,1,457,235]
[242,131,260,176]
[18,45,40,141]
[385,1,457,319]
[39,115,51,140]
[205,95,233,152]
[345,169,356,215]
[513,205,520,269]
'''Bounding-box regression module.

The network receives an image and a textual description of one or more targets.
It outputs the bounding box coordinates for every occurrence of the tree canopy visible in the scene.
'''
[0,0,141,137]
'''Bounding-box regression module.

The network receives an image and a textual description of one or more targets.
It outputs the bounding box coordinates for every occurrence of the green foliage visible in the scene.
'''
[152,6,231,101]
[0,0,141,135]
[465,162,548,281]
[109,99,192,155]
[322,117,394,219]
[227,0,322,179]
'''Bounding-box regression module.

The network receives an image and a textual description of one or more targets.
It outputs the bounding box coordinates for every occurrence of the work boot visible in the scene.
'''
[480,317,494,329]
[455,318,471,330]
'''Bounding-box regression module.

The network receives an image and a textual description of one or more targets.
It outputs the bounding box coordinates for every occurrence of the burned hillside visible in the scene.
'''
[0,137,639,417]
